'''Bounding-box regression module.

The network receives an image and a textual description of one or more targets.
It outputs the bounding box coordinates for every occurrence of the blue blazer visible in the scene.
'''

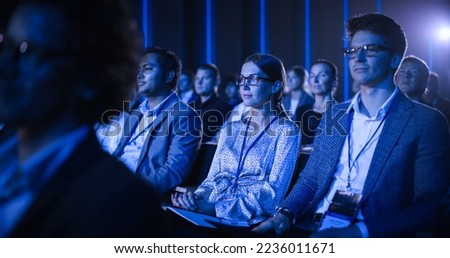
[135,93,202,194]
[282,92,450,237]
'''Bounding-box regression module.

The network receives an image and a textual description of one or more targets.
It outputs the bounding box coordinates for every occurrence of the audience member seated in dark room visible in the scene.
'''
[0,0,163,237]
[170,53,301,236]
[254,13,450,238]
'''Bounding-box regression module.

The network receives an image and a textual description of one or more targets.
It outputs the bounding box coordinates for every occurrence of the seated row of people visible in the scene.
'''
[171,12,450,238]
[0,0,448,237]
[253,13,450,237]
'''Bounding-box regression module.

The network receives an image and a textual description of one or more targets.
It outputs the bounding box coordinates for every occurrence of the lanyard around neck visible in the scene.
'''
[236,116,278,179]
[346,110,388,190]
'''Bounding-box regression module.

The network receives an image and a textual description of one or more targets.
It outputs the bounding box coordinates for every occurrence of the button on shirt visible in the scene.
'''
[314,87,398,237]
[0,126,89,237]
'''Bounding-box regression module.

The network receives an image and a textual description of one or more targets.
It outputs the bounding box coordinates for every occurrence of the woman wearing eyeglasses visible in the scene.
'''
[172,53,301,226]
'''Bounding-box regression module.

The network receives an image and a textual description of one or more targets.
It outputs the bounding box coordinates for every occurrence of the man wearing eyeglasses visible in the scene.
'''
[254,13,450,237]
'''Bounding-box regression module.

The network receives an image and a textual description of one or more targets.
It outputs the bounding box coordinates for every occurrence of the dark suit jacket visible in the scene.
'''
[135,93,202,194]
[10,131,163,237]
[190,95,231,143]
[283,92,450,237]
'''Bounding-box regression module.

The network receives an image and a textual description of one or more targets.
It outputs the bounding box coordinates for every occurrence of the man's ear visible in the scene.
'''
[272,81,283,94]
[391,53,402,69]
[165,70,175,83]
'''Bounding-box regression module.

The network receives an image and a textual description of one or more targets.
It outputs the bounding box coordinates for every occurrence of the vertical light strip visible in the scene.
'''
[142,0,148,47]
[377,0,382,13]
[206,0,212,62]
[142,0,153,47]
[343,0,350,100]
[304,0,311,70]
[260,0,266,53]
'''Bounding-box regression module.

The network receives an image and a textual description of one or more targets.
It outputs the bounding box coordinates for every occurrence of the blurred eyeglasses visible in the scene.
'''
[343,44,390,59]
[0,38,68,62]
[236,74,275,86]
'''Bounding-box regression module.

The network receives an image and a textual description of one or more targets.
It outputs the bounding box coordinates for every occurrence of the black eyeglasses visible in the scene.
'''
[236,74,275,86]
[343,44,390,59]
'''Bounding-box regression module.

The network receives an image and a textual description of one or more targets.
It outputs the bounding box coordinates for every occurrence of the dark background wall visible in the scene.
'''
[134,0,450,102]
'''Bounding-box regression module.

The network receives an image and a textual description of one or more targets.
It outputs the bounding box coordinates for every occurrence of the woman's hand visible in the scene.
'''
[171,191,198,210]
[171,191,216,216]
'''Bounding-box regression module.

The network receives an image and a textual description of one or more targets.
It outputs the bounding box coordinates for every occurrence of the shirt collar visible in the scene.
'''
[347,87,399,119]
[139,91,176,117]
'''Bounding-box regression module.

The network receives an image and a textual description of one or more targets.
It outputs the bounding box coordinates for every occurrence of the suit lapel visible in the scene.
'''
[135,94,179,171]
[361,93,413,202]
[112,110,143,157]
[324,107,350,175]
[312,105,350,199]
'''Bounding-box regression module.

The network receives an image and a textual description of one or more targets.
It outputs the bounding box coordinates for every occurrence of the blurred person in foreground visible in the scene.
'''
[0,0,163,237]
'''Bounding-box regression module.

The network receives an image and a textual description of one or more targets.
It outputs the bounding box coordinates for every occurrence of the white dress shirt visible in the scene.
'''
[314,87,399,237]
[100,92,175,172]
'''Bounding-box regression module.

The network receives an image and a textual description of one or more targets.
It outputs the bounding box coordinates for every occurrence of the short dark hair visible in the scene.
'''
[197,63,221,84]
[346,13,407,58]
[143,46,182,91]
[181,69,195,81]
[401,55,430,88]
[288,65,308,86]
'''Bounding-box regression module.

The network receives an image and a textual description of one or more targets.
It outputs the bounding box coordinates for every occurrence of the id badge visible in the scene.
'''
[318,190,363,231]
